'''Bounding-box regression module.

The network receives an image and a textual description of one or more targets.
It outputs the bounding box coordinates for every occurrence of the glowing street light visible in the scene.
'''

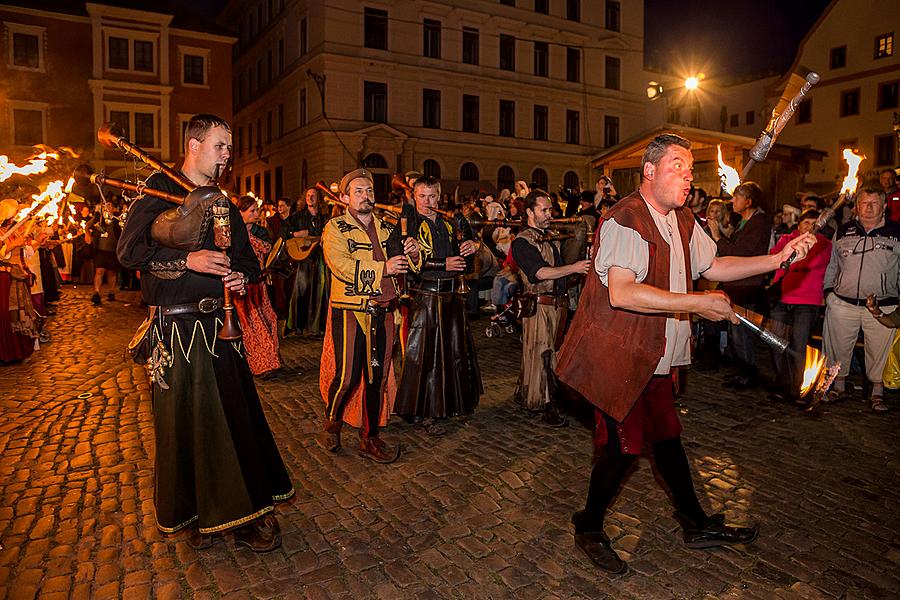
[684,76,700,90]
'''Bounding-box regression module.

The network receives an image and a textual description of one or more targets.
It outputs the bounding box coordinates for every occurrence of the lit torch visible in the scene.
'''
[799,345,841,413]
[781,148,865,269]
[717,145,741,196]
[0,150,59,183]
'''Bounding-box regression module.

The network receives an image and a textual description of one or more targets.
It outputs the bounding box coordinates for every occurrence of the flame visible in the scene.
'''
[800,346,827,397]
[717,145,741,196]
[839,149,865,196]
[0,152,55,183]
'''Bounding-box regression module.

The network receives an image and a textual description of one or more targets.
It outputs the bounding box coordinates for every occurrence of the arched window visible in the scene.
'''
[497,165,515,192]
[362,153,388,169]
[362,153,390,199]
[531,168,548,191]
[422,159,441,179]
[563,170,580,190]
[301,159,308,191]
[460,162,479,181]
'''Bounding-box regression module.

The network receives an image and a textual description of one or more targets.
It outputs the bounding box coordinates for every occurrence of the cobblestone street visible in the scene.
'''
[1,286,899,599]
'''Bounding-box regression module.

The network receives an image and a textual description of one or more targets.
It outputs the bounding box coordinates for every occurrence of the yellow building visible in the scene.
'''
[772,0,900,192]
[218,0,649,202]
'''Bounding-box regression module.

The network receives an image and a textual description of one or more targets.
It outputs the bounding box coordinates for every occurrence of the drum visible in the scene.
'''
[264,237,293,278]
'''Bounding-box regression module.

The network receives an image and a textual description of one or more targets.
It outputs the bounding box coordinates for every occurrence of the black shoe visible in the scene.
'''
[723,375,757,390]
[542,406,569,427]
[422,418,446,436]
[90,293,101,305]
[107,293,116,302]
[574,531,627,574]
[676,512,758,549]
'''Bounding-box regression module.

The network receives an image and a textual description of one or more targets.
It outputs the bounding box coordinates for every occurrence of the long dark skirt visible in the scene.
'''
[395,290,482,419]
[150,313,294,534]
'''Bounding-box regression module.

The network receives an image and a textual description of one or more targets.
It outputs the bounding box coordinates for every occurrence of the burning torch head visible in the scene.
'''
[0,199,19,223]
[98,122,127,149]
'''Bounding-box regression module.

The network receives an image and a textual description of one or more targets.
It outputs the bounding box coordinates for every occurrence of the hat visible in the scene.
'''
[0,199,20,223]
[339,168,373,195]
[404,170,422,183]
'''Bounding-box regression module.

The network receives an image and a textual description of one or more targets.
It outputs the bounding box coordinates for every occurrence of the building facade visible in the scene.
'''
[0,1,234,175]
[772,0,900,192]
[219,0,648,202]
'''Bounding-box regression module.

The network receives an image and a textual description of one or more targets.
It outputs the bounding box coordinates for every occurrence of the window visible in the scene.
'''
[745,110,755,126]
[566,110,579,144]
[299,88,307,126]
[108,37,129,69]
[535,0,549,15]
[134,113,154,147]
[463,94,479,133]
[254,173,261,195]
[462,27,479,65]
[533,105,548,141]
[237,126,243,157]
[531,168,548,190]
[245,176,251,194]
[364,81,387,123]
[109,110,130,137]
[12,108,43,146]
[364,8,388,50]
[567,0,580,22]
[830,46,846,69]
[423,19,441,59]
[300,17,308,55]
[12,32,39,69]
[605,56,620,90]
[248,123,253,152]
[876,134,897,166]
[567,48,581,83]
[301,160,308,190]
[563,171,580,189]
[729,113,739,127]
[499,34,515,71]
[423,159,441,178]
[107,35,156,73]
[878,81,899,110]
[183,53,207,86]
[266,110,272,144]
[840,89,860,117]
[267,50,273,85]
[604,115,619,148]
[134,40,153,71]
[275,166,283,199]
[277,104,284,138]
[278,39,284,74]
[534,41,548,77]
[497,166,515,191]
[875,33,894,59]
[499,100,515,137]
[460,162,479,181]
[264,170,271,199]
[605,1,621,32]
[423,89,441,128]
[797,99,812,124]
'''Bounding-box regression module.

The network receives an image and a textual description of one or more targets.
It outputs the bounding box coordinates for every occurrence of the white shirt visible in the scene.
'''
[594,199,718,374]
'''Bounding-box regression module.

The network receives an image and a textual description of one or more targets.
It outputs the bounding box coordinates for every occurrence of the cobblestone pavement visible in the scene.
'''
[1,286,899,600]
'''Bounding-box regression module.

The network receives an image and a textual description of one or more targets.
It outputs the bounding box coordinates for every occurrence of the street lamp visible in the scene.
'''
[684,76,700,91]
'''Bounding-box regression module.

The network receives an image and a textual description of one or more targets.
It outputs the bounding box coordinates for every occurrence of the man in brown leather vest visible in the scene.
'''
[511,190,590,426]
[556,133,816,574]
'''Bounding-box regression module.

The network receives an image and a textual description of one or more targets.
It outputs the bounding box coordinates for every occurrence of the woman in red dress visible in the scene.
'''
[0,199,38,363]
[234,196,281,377]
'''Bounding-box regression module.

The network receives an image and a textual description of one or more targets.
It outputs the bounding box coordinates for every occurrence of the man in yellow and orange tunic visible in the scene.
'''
[318,168,421,463]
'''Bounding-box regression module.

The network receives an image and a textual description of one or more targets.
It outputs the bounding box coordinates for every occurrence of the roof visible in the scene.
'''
[590,123,827,169]
[1,0,235,38]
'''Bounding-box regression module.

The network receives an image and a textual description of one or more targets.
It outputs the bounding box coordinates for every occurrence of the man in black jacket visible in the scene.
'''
[707,182,771,389]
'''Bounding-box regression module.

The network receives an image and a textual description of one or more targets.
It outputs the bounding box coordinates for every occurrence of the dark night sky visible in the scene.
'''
[645,0,833,80]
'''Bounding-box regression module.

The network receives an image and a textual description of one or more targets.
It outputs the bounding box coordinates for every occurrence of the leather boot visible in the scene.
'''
[542,401,569,427]
[234,514,281,552]
[675,511,759,549]
[316,418,342,452]
[358,437,400,463]
[185,526,216,550]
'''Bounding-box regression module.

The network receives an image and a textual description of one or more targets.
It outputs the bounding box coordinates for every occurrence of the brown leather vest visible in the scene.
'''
[516,227,556,295]
[556,192,695,422]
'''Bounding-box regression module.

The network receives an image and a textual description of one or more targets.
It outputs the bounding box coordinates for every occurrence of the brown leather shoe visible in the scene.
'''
[358,437,400,463]
[185,526,215,550]
[317,418,342,452]
[234,514,281,553]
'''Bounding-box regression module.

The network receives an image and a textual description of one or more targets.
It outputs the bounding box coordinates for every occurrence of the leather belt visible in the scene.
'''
[835,294,898,307]
[365,298,398,315]
[158,297,224,316]
[536,294,566,307]
[417,278,458,294]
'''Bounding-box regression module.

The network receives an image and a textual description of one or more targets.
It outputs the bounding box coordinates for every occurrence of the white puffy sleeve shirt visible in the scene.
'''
[594,201,718,374]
